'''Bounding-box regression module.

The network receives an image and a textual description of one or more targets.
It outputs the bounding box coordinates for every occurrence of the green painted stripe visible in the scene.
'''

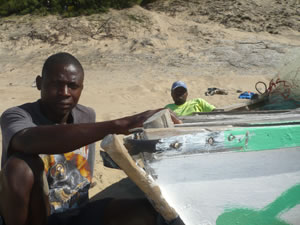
[216,184,300,225]
[224,125,300,152]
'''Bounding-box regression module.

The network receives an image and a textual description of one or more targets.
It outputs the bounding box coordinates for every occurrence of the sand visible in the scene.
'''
[0,0,300,200]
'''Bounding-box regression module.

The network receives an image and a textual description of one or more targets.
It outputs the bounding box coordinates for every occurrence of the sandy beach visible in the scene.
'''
[0,0,300,200]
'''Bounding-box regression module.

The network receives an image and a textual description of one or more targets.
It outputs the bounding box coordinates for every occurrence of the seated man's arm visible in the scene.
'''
[3,109,163,156]
[197,98,216,112]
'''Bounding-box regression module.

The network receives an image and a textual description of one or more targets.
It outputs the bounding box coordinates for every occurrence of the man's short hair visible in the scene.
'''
[42,52,84,77]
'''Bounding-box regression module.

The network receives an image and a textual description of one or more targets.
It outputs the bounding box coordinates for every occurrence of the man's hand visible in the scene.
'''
[120,109,163,134]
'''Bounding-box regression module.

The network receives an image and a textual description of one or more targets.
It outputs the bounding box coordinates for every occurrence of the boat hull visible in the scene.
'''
[144,147,300,225]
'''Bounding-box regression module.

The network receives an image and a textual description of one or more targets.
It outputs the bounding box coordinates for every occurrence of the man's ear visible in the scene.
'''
[36,75,42,90]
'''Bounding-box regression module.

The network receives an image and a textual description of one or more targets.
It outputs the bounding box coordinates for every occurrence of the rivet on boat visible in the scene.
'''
[228,134,235,141]
[170,142,181,149]
[208,137,214,145]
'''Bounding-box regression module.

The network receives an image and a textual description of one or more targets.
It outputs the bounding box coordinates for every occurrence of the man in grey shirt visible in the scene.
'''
[0,52,178,225]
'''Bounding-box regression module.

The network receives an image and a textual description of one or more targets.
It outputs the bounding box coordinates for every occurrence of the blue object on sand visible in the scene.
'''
[239,91,255,99]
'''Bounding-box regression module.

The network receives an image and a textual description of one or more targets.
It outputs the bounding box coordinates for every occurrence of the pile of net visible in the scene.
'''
[261,52,300,110]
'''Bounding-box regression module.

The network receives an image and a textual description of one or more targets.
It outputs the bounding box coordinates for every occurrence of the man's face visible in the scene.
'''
[38,63,84,122]
[171,87,188,105]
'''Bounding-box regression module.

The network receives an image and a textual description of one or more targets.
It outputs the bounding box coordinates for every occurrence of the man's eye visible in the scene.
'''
[69,84,79,89]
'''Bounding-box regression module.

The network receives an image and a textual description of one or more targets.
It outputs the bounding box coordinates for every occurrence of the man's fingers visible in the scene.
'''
[127,109,163,131]
[128,108,181,133]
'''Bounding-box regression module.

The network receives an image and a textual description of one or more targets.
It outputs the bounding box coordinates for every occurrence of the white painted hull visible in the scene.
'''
[143,147,300,225]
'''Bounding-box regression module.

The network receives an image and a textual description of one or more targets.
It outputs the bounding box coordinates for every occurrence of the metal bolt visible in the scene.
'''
[170,142,181,149]
[228,134,235,141]
[208,137,214,145]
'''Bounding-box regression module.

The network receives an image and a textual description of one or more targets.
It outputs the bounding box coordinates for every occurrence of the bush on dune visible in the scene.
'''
[0,0,156,17]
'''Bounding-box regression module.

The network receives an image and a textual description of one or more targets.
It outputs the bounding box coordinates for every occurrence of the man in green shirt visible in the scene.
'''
[165,81,216,116]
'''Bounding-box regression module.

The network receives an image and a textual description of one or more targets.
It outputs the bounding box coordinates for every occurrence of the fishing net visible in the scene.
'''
[260,51,300,110]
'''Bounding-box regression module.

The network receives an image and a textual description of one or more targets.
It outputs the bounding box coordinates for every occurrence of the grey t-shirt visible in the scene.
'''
[0,100,96,213]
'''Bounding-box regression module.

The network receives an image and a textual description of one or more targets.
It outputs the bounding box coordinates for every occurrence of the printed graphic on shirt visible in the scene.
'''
[41,146,92,213]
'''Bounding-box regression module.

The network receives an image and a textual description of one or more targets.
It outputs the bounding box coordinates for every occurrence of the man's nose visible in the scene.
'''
[58,85,70,96]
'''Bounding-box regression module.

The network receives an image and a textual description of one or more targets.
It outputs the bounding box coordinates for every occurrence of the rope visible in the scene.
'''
[255,81,268,95]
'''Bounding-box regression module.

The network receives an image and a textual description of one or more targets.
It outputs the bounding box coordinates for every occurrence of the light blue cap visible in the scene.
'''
[171,81,187,91]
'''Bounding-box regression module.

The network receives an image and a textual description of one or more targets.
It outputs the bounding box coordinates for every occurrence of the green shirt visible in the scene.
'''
[165,98,216,116]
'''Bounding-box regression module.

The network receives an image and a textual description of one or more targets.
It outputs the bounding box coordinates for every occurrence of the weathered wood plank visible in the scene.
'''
[143,109,174,129]
[101,134,183,224]
[178,108,300,126]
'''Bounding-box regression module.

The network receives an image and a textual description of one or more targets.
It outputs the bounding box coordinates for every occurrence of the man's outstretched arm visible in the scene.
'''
[10,109,181,155]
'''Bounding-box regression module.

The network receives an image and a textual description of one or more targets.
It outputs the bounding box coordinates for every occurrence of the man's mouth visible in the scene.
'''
[56,102,72,109]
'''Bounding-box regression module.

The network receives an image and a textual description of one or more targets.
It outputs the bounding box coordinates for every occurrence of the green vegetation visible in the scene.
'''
[0,0,156,17]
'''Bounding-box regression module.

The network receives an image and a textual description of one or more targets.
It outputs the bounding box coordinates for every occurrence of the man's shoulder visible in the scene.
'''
[73,104,96,123]
[190,98,203,101]
[191,98,215,111]
[165,103,178,110]
[165,103,175,108]
[190,98,207,104]
[1,102,37,118]
[74,104,95,115]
